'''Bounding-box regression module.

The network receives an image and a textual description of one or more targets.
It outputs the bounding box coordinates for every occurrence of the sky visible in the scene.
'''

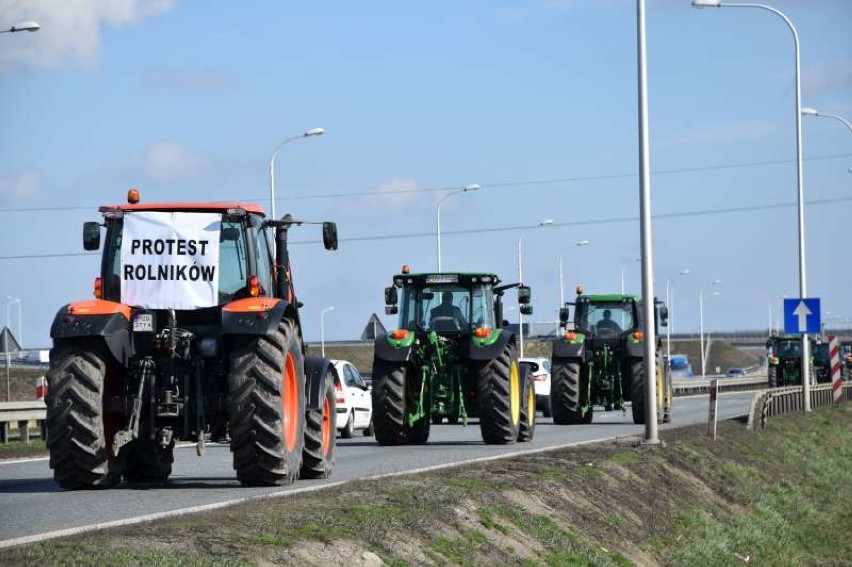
[0,0,850,348]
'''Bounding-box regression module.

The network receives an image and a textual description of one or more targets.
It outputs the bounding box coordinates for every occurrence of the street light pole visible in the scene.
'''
[269,127,324,221]
[692,1,810,410]
[320,307,335,357]
[699,289,721,377]
[558,240,590,311]
[518,220,554,357]
[665,269,690,367]
[6,297,21,348]
[436,183,479,272]
[0,21,40,33]
[620,257,640,295]
[801,108,852,136]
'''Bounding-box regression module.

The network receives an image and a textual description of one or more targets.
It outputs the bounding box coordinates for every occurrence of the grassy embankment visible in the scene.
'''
[6,403,851,566]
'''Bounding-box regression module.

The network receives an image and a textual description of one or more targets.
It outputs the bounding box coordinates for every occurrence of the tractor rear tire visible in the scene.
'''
[123,439,174,484]
[768,366,778,388]
[477,341,521,444]
[372,360,410,445]
[517,373,536,442]
[631,359,646,424]
[550,358,586,425]
[45,342,123,490]
[228,318,306,486]
[407,411,430,444]
[301,369,336,479]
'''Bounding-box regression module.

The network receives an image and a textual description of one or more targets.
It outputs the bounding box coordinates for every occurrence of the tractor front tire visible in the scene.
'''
[768,366,778,388]
[477,341,521,444]
[301,369,336,479]
[46,342,123,490]
[518,373,536,442]
[123,439,174,484]
[550,358,586,425]
[228,318,306,486]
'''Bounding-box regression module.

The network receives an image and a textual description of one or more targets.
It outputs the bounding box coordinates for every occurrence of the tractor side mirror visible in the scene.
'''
[659,306,669,327]
[384,286,398,306]
[83,222,101,251]
[559,307,570,325]
[385,305,398,315]
[520,305,533,316]
[518,285,531,305]
[322,222,338,251]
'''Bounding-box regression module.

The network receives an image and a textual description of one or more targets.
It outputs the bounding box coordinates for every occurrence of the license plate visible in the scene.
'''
[133,313,154,332]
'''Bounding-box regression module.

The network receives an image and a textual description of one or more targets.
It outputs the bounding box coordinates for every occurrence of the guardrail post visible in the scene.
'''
[18,420,29,443]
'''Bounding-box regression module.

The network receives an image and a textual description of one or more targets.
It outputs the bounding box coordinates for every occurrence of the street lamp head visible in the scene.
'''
[711,279,722,285]
[463,183,480,192]
[800,107,819,117]
[9,21,40,32]
[691,0,721,7]
[577,240,590,247]
[539,219,554,227]
[304,127,324,137]
[680,269,691,276]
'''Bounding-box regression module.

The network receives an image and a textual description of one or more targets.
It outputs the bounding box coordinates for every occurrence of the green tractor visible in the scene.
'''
[841,341,852,381]
[550,291,671,425]
[371,269,536,445]
[765,335,814,387]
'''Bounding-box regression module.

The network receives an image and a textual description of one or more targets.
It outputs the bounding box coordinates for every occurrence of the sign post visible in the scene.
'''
[829,335,843,404]
[784,297,821,412]
[707,378,719,440]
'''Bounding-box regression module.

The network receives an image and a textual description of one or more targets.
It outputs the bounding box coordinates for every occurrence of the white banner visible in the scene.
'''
[121,212,221,309]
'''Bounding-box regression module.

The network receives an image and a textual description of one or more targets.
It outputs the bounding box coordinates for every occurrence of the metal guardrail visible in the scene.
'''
[0,401,46,443]
[747,381,852,430]
[673,374,766,396]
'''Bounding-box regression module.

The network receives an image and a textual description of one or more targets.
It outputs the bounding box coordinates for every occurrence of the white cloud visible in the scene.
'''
[350,177,424,218]
[0,169,41,203]
[143,141,210,181]
[0,0,177,69]
[658,121,775,148]
[141,67,234,92]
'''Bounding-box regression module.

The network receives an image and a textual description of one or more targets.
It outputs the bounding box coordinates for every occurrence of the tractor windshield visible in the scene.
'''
[102,213,266,306]
[775,340,801,358]
[398,284,494,332]
[578,301,635,336]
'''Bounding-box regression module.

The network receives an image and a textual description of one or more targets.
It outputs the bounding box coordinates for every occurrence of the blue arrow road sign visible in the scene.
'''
[783,298,821,334]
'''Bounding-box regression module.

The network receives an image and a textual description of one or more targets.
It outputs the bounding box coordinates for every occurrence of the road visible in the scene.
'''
[0,391,755,547]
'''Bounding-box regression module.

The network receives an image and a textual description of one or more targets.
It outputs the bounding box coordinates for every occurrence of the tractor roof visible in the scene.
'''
[393,272,501,286]
[578,294,640,302]
[98,202,266,215]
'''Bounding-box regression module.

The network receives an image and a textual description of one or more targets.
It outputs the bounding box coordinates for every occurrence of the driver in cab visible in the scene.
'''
[430,291,468,330]
[595,309,622,334]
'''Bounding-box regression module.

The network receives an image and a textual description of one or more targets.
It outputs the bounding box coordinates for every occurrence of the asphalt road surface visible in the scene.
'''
[0,391,755,547]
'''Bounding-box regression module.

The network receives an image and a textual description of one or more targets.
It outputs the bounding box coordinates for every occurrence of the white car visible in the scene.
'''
[519,357,552,417]
[331,360,374,438]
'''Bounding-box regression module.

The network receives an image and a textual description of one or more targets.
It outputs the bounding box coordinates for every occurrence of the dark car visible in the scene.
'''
[726,367,747,377]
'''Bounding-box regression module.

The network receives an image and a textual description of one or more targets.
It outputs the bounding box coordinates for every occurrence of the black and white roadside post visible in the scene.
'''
[636,0,660,444]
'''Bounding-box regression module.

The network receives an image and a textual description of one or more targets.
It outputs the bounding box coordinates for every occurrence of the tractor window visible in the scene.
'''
[776,340,801,358]
[217,221,249,303]
[398,284,483,332]
[580,301,635,336]
[250,215,273,296]
[470,285,494,329]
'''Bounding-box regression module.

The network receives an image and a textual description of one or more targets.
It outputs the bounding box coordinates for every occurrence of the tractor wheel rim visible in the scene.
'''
[321,394,332,456]
[510,361,520,426]
[283,352,298,453]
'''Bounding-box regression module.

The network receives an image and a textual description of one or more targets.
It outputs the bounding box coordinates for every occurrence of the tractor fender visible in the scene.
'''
[304,356,337,411]
[50,301,132,364]
[552,340,585,359]
[625,340,645,358]
[374,334,413,362]
[469,330,512,361]
[221,298,291,336]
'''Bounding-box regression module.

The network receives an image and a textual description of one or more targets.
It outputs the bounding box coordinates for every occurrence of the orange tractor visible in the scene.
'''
[46,190,339,488]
